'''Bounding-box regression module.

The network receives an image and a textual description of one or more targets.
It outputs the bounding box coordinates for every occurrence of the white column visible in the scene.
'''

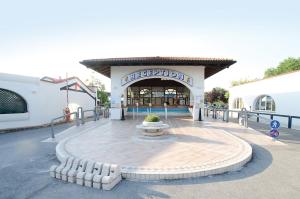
[192,93,204,121]
[191,66,205,121]
[110,66,122,120]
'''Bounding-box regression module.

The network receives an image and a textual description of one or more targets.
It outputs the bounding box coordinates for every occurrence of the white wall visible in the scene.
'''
[229,71,300,129]
[110,65,205,120]
[0,73,96,130]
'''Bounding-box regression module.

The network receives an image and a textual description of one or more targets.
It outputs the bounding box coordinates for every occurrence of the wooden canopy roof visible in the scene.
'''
[80,56,236,79]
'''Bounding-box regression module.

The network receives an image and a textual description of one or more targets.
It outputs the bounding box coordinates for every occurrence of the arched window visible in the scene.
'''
[0,89,28,114]
[254,95,275,111]
[232,97,244,109]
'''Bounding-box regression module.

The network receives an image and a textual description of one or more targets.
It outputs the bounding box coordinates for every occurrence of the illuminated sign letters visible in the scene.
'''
[121,68,193,86]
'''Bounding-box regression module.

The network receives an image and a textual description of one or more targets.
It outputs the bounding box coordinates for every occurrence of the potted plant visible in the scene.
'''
[142,114,163,127]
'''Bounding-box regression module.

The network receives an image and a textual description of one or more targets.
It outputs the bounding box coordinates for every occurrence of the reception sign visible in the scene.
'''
[121,68,193,86]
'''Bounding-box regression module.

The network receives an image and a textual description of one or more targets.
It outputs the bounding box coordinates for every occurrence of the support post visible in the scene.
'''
[51,122,55,139]
[164,103,167,120]
[222,110,225,121]
[76,111,80,126]
[226,110,229,122]
[133,107,135,120]
[93,108,97,121]
[136,103,139,120]
[245,110,248,128]
[81,109,85,125]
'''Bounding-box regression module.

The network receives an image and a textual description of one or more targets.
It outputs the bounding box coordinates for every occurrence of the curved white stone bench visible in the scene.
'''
[102,164,122,190]
[50,158,122,190]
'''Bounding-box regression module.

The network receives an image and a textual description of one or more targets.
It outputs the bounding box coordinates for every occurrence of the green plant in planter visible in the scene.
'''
[144,114,160,122]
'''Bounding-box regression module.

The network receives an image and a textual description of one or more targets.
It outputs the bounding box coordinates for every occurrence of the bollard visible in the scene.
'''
[288,116,292,129]
[198,108,202,121]
[121,107,125,120]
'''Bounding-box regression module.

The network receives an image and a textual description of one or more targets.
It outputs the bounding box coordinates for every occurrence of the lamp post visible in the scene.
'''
[121,97,125,120]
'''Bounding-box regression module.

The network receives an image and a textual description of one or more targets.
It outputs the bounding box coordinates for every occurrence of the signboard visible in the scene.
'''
[121,68,193,86]
[270,129,279,138]
[269,120,280,138]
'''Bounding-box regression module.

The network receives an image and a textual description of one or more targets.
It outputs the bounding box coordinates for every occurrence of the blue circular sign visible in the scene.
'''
[270,120,280,129]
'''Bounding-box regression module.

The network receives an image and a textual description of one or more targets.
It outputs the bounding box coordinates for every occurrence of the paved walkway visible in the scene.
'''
[58,117,252,180]
[0,117,299,198]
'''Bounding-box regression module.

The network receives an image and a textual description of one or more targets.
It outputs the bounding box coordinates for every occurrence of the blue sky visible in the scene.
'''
[1,0,299,91]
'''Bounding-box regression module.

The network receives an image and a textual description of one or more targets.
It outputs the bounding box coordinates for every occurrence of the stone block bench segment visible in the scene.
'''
[49,157,68,179]
[93,163,110,189]
[84,162,103,187]
[64,158,80,181]
[61,157,75,181]
[102,164,122,191]
[76,161,95,186]
[68,159,87,183]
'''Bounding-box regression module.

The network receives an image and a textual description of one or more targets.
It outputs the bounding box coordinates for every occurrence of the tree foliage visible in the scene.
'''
[205,87,229,107]
[97,85,109,105]
[231,78,260,87]
[231,57,300,87]
[264,57,300,78]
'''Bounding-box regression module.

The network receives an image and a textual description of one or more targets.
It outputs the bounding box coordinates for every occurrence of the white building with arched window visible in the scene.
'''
[229,70,300,129]
[0,73,96,130]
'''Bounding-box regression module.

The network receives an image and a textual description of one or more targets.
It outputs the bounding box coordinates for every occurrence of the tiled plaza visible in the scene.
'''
[56,117,252,180]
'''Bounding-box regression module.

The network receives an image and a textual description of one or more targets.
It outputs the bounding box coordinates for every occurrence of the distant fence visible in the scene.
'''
[204,107,300,129]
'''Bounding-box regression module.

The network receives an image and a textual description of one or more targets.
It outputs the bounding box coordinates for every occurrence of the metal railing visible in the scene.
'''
[50,111,79,139]
[50,106,103,139]
[204,107,300,129]
[205,108,230,122]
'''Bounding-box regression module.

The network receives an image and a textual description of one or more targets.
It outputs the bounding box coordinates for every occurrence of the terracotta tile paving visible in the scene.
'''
[58,117,252,179]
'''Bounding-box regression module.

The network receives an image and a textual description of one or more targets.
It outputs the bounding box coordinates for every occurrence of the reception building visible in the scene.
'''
[81,57,236,120]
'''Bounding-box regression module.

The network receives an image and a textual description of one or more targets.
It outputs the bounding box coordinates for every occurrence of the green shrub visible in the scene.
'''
[144,114,160,122]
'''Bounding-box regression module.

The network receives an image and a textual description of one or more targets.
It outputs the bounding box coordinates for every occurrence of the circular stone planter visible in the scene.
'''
[136,121,169,136]
[142,121,163,127]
